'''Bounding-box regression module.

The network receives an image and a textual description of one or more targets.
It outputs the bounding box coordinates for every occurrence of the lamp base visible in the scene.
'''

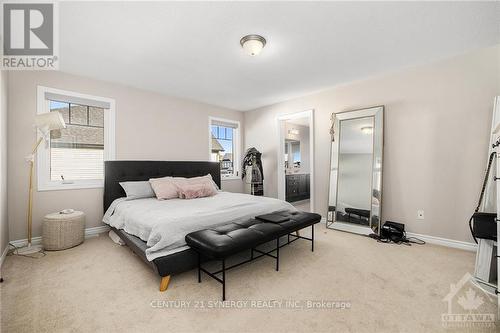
[16,243,43,255]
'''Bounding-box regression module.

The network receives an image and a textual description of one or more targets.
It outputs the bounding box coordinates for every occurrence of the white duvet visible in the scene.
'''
[103,192,296,261]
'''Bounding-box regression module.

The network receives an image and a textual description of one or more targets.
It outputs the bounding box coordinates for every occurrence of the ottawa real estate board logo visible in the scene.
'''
[442,272,497,330]
[1,1,58,70]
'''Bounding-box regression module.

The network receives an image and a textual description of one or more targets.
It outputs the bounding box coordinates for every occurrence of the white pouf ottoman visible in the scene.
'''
[42,211,85,251]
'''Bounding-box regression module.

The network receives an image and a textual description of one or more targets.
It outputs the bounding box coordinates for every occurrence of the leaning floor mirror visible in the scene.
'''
[326,106,384,235]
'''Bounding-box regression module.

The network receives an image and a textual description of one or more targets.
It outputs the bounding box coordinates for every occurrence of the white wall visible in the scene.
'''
[0,71,8,258]
[7,71,244,241]
[245,45,500,243]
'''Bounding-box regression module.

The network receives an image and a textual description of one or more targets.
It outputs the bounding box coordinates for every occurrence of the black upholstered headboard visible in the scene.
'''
[104,161,221,212]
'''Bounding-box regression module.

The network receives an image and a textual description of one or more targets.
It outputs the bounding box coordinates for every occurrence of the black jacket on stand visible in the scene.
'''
[241,147,263,181]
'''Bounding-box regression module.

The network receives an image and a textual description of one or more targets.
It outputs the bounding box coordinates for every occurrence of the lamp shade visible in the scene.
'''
[35,112,66,133]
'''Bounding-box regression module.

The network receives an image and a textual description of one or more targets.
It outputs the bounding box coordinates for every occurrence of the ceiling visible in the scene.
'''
[59,2,500,111]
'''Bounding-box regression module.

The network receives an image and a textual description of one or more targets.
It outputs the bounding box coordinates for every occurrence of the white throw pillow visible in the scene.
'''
[119,181,155,200]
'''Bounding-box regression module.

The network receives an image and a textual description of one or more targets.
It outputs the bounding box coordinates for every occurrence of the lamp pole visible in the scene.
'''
[26,137,44,246]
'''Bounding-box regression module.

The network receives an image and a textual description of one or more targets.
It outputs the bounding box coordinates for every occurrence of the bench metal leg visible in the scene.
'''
[311,224,314,252]
[222,259,226,301]
[197,252,201,283]
[276,238,280,271]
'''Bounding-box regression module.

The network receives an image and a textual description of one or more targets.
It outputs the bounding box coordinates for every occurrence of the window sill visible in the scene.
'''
[221,176,241,181]
[38,182,104,192]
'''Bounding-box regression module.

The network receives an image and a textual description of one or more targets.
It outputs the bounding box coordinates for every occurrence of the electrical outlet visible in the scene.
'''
[417,210,425,220]
[327,211,333,221]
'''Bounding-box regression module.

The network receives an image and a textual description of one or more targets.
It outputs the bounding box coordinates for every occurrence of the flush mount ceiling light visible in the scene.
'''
[240,34,266,56]
[361,126,373,134]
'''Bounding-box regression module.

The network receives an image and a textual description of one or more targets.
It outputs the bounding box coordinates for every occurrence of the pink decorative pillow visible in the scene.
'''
[149,177,179,200]
[149,174,218,200]
[185,174,219,191]
[178,183,217,199]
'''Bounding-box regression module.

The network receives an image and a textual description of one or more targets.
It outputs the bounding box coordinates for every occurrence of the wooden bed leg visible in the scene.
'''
[160,275,171,292]
[295,230,300,237]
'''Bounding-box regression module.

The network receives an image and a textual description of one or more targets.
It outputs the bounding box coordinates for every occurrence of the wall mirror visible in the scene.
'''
[327,106,384,235]
[285,139,301,169]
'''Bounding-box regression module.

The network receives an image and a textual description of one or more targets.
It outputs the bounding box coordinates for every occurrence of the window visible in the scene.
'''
[209,117,240,179]
[37,86,115,190]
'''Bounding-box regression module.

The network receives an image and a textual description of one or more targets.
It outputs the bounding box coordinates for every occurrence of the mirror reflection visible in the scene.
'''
[336,117,374,225]
[285,139,301,169]
[282,118,311,212]
[327,106,384,234]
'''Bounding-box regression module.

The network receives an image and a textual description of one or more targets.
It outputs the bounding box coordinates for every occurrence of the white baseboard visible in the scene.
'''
[321,218,477,252]
[8,225,110,249]
[405,232,477,252]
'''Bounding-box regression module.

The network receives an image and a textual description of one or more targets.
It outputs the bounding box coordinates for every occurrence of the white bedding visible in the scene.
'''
[103,192,296,261]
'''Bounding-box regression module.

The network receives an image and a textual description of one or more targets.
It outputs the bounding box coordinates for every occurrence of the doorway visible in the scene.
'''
[277,110,314,212]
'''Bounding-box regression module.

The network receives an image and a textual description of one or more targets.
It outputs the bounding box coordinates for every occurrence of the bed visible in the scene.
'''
[103,160,295,292]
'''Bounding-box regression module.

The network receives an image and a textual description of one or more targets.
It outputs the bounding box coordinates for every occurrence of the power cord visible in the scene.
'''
[0,243,46,284]
[405,236,426,245]
[7,242,46,259]
[369,233,425,246]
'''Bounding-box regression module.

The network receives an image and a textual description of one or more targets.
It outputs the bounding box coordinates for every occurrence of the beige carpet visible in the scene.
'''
[291,200,310,212]
[0,227,493,332]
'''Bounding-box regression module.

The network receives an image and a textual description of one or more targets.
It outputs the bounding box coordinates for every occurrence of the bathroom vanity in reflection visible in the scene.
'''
[286,173,310,202]
[284,132,310,203]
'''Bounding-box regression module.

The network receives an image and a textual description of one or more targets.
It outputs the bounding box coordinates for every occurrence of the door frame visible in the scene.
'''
[276,109,314,212]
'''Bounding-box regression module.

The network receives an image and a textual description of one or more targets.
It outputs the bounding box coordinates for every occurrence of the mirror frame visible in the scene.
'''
[326,106,384,235]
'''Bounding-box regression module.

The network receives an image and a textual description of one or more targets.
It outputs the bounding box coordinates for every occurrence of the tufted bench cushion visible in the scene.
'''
[185,211,321,259]
[257,211,320,231]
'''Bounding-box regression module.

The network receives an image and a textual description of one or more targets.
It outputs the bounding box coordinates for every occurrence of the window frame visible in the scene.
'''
[208,116,241,181]
[36,86,115,191]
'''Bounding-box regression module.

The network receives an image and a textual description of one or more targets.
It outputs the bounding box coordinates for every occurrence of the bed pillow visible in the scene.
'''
[178,182,218,199]
[149,174,219,200]
[119,181,155,200]
[185,174,219,192]
[149,177,179,200]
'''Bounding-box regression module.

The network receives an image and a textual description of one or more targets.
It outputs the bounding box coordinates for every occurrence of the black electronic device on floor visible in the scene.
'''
[370,221,425,245]
[380,221,405,242]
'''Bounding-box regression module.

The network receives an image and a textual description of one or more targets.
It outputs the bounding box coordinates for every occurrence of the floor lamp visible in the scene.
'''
[18,111,65,254]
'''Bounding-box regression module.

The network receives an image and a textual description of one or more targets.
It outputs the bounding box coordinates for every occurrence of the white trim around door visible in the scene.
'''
[276,109,315,212]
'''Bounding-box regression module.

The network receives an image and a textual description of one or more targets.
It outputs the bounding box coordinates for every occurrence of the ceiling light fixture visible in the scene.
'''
[361,126,373,134]
[240,34,266,56]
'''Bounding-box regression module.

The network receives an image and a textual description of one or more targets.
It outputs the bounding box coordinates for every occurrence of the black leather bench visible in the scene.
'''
[185,211,321,300]
[345,208,370,219]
